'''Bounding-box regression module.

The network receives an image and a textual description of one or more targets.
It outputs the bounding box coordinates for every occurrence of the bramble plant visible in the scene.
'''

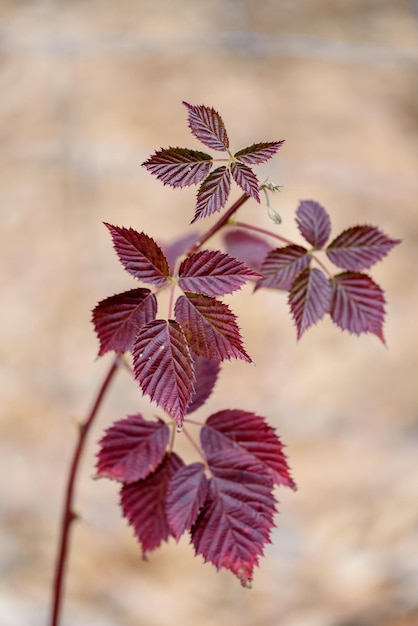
[51,102,400,625]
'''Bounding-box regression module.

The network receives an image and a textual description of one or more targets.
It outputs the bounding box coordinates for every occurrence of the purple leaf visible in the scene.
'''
[166,463,208,540]
[230,162,260,202]
[193,166,232,222]
[329,272,386,343]
[296,200,331,249]
[183,101,229,151]
[105,223,169,286]
[234,141,285,165]
[96,415,170,484]
[178,250,261,297]
[191,449,276,587]
[120,452,184,557]
[326,225,401,271]
[162,231,200,273]
[132,320,195,427]
[142,147,213,188]
[256,245,311,291]
[289,267,332,339]
[202,410,296,489]
[224,230,274,271]
[92,288,157,356]
[187,355,221,414]
[175,293,252,363]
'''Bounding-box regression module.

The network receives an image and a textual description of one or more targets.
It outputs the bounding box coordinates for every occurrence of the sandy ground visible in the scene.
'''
[1,1,418,625]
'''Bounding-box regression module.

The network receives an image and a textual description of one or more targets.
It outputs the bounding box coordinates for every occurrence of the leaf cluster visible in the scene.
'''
[91,102,400,586]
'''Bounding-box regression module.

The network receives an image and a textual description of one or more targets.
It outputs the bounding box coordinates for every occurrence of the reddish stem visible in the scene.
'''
[50,355,120,626]
[186,193,250,256]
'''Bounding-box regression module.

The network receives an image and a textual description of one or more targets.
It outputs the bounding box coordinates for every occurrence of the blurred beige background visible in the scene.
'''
[1,1,418,625]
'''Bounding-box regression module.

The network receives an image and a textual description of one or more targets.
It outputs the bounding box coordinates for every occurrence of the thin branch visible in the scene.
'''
[186,192,250,256]
[50,355,120,626]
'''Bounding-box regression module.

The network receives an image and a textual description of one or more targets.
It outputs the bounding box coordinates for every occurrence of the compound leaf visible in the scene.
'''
[234,141,284,165]
[186,355,221,414]
[201,410,296,489]
[224,230,274,271]
[289,267,332,339]
[256,245,311,291]
[105,223,169,286]
[132,320,194,426]
[96,414,169,484]
[183,101,229,151]
[92,288,157,356]
[175,293,252,363]
[178,250,261,297]
[329,271,386,343]
[142,147,213,188]
[230,162,260,202]
[193,166,232,222]
[326,225,401,271]
[191,449,276,587]
[120,452,184,557]
[166,462,208,540]
[296,200,331,249]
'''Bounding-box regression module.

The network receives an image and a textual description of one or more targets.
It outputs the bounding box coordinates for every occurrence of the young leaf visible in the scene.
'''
[255,245,311,291]
[105,223,169,286]
[186,355,221,415]
[234,141,285,165]
[326,225,401,271]
[92,288,157,356]
[175,293,252,363]
[166,462,208,541]
[289,267,332,339]
[142,147,213,188]
[132,320,195,426]
[193,166,232,222]
[201,410,296,489]
[230,162,260,202]
[178,250,261,297]
[296,200,331,249]
[329,272,386,343]
[191,449,276,587]
[120,452,184,557]
[183,101,229,151]
[96,415,169,484]
[224,230,274,271]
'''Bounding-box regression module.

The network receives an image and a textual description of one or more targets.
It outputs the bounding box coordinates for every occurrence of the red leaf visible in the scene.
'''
[96,415,169,484]
[201,410,296,489]
[166,463,208,540]
[193,166,232,223]
[92,288,157,356]
[326,225,401,271]
[191,450,276,587]
[224,230,274,271]
[329,272,386,343]
[120,452,184,557]
[234,141,285,165]
[132,320,195,426]
[178,250,261,297]
[296,200,331,249]
[186,355,221,414]
[256,245,311,291]
[142,147,213,188]
[175,293,252,363]
[230,162,260,202]
[183,101,229,151]
[105,223,169,286]
[289,267,331,339]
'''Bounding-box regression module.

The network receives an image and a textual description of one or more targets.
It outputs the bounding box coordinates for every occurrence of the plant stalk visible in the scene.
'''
[50,355,119,626]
